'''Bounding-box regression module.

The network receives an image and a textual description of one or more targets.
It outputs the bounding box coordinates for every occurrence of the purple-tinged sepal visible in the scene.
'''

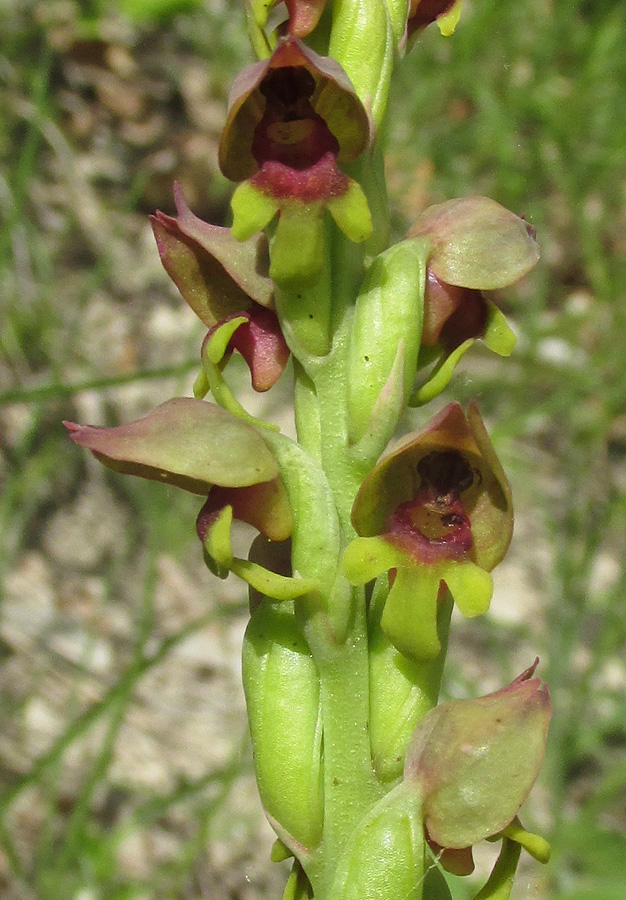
[151,184,289,394]
[343,403,513,660]
[64,399,319,601]
[408,196,539,404]
[65,398,281,493]
[151,182,274,321]
[403,663,551,892]
[219,36,372,286]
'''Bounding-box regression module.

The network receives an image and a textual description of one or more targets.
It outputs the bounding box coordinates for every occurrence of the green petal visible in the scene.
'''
[502,819,551,864]
[231,182,279,241]
[327,179,373,244]
[206,504,234,568]
[440,561,493,618]
[206,316,249,365]
[410,338,475,406]
[230,557,318,600]
[473,838,521,900]
[65,398,279,492]
[381,567,442,661]
[342,536,402,585]
[201,331,280,431]
[483,302,517,357]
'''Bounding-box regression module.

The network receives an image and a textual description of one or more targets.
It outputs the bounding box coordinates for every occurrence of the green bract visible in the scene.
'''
[328,0,394,127]
[330,784,425,900]
[348,238,428,451]
[243,601,324,849]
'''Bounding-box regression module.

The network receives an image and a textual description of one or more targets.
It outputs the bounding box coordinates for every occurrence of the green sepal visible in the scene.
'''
[329,783,425,900]
[205,504,234,569]
[483,302,517,356]
[270,205,325,287]
[473,838,521,900]
[327,179,373,244]
[230,557,319,601]
[410,338,474,407]
[440,561,493,618]
[231,181,279,241]
[242,601,324,849]
[381,565,442,661]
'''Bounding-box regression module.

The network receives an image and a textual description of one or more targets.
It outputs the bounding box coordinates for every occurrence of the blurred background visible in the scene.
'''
[1,0,625,898]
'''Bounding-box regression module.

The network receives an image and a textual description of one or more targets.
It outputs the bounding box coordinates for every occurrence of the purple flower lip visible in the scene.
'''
[351,403,513,573]
[385,450,476,564]
[252,151,349,202]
